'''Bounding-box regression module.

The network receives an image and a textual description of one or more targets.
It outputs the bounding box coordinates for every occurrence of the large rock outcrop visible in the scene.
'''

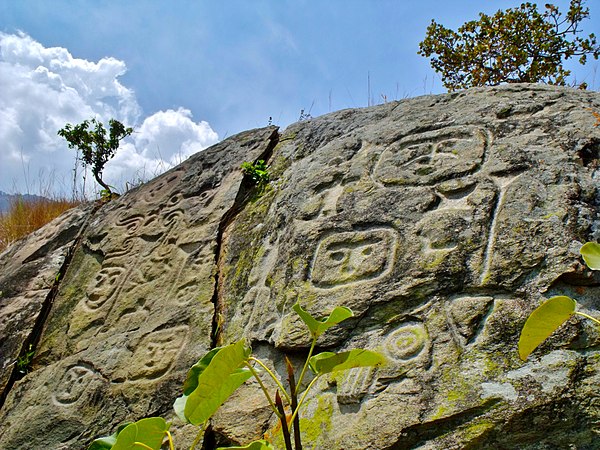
[0,84,599,449]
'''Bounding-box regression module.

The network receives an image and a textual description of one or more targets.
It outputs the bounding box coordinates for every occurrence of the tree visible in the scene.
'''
[418,0,600,91]
[58,118,133,196]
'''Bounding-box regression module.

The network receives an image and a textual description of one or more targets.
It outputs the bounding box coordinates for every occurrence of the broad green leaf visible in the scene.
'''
[88,422,133,450]
[111,417,169,450]
[309,349,386,374]
[217,439,275,450]
[88,422,131,450]
[518,296,576,361]
[580,242,600,270]
[293,302,353,338]
[174,346,225,422]
[182,347,222,395]
[173,394,188,423]
[184,340,253,425]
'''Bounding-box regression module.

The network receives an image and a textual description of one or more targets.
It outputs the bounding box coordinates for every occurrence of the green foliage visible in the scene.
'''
[292,303,353,338]
[518,296,577,360]
[15,344,35,375]
[308,349,386,375]
[580,241,600,269]
[217,441,274,450]
[99,189,119,203]
[88,418,170,450]
[241,160,270,191]
[58,118,133,196]
[418,0,600,90]
[88,423,132,450]
[88,303,385,450]
[176,340,253,425]
[518,242,600,360]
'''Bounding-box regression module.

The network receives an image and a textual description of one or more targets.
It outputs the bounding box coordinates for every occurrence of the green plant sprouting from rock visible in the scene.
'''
[519,242,600,360]
[88,303,385,450]
[14,344,35,376]
[241,160,270,192]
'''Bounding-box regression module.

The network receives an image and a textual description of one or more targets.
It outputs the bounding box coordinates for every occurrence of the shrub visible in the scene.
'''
[418,0,600,90]
[58,118,133,196]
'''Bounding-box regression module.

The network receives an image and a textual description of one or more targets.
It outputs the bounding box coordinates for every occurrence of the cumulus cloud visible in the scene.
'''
[105,108,218,188]
[0,32,218,196]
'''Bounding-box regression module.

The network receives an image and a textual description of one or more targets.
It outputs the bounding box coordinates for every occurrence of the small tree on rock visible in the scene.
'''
[418,0,600,91]
[58,118,133,197]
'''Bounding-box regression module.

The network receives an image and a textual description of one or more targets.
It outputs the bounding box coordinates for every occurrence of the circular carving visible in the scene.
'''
[384,323,427,361]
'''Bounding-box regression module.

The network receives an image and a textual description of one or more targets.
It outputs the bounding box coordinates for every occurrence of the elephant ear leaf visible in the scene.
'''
[182,347,222,395]
[110,417,169,450]
[580,242,600,270]
[293,302,353,338]
[309,349,386,374]
[518,296,576,361]
[183,339,252,425]
[88,422,131,450]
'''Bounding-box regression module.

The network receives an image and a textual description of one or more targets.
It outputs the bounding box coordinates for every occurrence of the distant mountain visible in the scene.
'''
[0,191,48,214]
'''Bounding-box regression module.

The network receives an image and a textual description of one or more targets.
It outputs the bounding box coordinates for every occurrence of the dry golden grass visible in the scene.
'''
[0,196,80,253]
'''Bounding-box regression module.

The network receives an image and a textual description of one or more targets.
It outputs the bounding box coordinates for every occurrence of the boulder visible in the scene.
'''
[0,84,599,449]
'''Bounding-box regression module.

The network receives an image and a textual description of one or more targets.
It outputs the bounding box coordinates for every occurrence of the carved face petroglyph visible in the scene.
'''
[52,365,98,406]
[374,127,487,186]
[310,228,396,289]
[127,326,188,381]
[85,267,126,310]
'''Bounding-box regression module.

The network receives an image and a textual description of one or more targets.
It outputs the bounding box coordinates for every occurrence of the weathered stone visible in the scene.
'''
[0,84,599,449]
[0,204,92,396]
[0,127,278,449]
[217,84,600,449]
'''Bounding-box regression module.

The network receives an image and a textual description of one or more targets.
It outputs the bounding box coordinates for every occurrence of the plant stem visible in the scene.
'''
[575,311,600,325]
[249,356,291,404]
[133,443,154,450]
[286,357,302,450]
[166,431,175,450]
[190,420,208,450]
[275,391,293,450]
[296,337,317,394]
[245,361,281,418]
[289,374,321,426]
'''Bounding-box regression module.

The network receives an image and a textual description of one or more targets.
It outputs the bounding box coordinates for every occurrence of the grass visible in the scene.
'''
[0,196,80,253]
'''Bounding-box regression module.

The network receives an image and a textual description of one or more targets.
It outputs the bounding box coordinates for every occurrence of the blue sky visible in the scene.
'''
[1,0,598,195]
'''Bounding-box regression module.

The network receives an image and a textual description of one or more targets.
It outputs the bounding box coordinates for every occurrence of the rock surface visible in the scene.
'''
[1,84,599,449]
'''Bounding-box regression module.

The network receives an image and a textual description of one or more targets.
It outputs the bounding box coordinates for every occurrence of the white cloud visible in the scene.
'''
[104,108,218,189]
[0,32,219,196]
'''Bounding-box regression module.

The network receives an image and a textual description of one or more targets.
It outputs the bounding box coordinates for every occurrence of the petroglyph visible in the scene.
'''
[310,228,396,289]
[114,213,145,235]
[383,322,428,361]
[231,241,282,341]
[373,126,488,186]
[52,365,102,406]
[84,266,126,311]
[338,366,377,404]
[297,179,345,220]
[315,183,345,218]
[241,286,278,340]
[140,168,185,205]
[116,299,150,331]
[446,296,495,347]
[479,174,522,285]
[338,322,430,403]
[126,326,189,381]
